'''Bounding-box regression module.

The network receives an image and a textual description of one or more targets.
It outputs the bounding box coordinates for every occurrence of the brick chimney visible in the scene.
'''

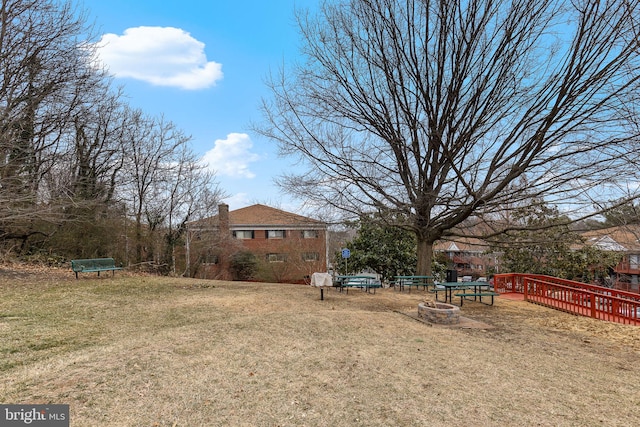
[218,203,230,234]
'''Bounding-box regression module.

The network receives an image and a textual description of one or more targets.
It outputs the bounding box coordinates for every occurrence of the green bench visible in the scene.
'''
[454,291,499,306]
[431,285,448,298]
[431,284,465,302]
[392,275,433,292]
[343,280,381,294]
[362,282,382,294]
[71,258,123,279]
[336,276,381,294]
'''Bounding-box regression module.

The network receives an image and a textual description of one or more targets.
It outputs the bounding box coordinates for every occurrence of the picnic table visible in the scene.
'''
[392,275,433,292]
[335,275,381,294]
[433,281,498,306]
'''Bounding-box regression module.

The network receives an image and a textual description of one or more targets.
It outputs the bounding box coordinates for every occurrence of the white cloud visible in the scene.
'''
[93,26,223,90]
[201,133,260,178]
[222,193,252,209]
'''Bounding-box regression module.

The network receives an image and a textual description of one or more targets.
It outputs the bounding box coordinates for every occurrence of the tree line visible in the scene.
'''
[5,0,640,281]
[336,199,629,286]
[0,0,223,273]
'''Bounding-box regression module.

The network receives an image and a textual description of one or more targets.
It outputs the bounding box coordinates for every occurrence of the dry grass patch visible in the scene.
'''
[1,267,639,426]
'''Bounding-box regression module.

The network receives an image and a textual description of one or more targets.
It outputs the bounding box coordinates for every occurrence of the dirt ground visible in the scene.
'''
[1,263,639,426]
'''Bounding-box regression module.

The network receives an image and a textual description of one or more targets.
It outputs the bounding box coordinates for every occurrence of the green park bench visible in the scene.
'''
[335,276,381,294]
[71,258,123,279]
[454,291,500,306]
[392,275,433,292]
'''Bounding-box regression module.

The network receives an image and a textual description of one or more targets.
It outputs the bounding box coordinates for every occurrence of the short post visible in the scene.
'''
[320,288,324,301]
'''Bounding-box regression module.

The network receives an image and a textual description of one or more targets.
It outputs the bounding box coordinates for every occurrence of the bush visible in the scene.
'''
[229,251,258,281]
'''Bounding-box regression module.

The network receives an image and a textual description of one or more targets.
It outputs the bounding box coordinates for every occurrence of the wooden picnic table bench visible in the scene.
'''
[71,258,123,279]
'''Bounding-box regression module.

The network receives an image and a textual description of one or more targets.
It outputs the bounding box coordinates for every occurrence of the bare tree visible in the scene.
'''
[118,112,176,265]
[256,0,640,275]
[0,0,222,266]
[157,142,225,275]
[0,0,103,246]
[66,88,126,209]
[120,112,224,270]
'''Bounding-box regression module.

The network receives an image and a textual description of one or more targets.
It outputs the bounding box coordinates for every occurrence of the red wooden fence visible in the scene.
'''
[493,273,640,325]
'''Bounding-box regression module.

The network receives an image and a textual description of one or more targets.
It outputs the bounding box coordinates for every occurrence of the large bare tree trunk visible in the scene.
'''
[416,237,433,277]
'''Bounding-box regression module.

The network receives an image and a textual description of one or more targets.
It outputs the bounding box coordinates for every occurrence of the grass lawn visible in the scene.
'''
[1,265,639,426]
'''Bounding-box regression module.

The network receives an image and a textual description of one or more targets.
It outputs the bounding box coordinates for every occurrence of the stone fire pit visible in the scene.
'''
[418,301,460,325]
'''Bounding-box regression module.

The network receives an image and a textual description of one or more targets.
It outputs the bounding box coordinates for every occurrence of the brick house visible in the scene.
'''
[187,203,328,283]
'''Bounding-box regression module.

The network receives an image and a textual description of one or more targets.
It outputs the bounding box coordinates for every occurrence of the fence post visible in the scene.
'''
[590,293,596,319]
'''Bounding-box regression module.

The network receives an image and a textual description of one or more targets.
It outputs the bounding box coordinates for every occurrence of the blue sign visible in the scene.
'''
[341,248,351,259]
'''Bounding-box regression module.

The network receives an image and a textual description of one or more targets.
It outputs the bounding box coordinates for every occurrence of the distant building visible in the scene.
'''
[433,236,496,280]
[579,226,640,292]
[186,204,328,283]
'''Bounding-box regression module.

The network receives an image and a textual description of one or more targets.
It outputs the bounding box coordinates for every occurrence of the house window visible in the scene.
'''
[267,230,286,239]
[302,252,320,262]
[233,230,254,239]
[302,230,319,238]
[267,253,287,263]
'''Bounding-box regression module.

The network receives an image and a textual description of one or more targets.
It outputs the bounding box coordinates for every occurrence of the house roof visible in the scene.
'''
[576,226,640,252]
[432,236,490,253]
[228,204,326,228]
[190,203,326,230]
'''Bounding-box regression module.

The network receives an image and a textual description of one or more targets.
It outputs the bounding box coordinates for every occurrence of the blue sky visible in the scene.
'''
[80,0,318,211]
